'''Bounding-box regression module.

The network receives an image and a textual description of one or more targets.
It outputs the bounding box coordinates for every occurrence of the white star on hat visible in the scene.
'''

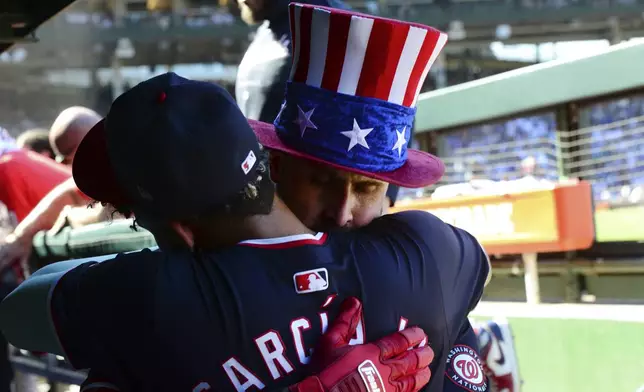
[341,119,374,151]
[392,127,407,157]
[293,105,318,137]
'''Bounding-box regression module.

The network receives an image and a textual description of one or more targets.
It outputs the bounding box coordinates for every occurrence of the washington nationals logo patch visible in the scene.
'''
[445,345,488,392]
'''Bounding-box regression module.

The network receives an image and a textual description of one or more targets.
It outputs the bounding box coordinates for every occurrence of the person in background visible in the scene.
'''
[0,107,105,272]
[0,176,99,272]
[432,162,502,199]
[16,129,55,159]
[49,106,101,166]
[0,127,70,392]
[0,129,71,230]
[502,156,557,193]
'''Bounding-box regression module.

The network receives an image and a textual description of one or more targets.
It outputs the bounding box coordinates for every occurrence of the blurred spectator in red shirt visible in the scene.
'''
[0,128,71,392]
[0,129,70,224]
[0,107,103,271]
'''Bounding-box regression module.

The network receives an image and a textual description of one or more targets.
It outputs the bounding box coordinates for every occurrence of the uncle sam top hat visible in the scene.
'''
[250,3,448,188]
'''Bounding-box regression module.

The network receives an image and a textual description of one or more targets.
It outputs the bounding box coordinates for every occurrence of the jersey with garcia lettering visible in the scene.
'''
[50,211,490,392]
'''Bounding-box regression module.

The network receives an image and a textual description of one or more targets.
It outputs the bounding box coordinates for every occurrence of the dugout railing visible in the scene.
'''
[393,39,644,305]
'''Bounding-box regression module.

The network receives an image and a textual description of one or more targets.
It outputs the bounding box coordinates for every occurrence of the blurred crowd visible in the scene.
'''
[399,113,563,201]
[61,5,237,28]
[396,95,644,204]
[438,113,558,182]
[579,94,644,204]
[54,0,644,28]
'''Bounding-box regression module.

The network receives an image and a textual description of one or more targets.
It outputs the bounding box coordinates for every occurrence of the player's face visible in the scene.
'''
[270,152,389,232]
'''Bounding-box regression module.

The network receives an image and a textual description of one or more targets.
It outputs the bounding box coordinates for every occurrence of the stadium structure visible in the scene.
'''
[2,0,644,391]
[2,0,644,129]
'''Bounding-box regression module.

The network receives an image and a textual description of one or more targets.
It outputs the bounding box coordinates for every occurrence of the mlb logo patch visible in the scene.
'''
[241,150,257,175]
[293,268,329,294]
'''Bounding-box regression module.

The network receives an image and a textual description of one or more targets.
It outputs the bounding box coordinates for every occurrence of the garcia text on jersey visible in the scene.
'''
[191,295,425,392]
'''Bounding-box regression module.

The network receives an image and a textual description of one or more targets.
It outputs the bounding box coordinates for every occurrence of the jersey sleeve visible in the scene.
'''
[443,320,490,392]
[49,249,160,377]
[385,211,490,329]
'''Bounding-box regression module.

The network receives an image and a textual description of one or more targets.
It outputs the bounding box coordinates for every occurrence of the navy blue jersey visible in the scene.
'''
[50,211,489,392]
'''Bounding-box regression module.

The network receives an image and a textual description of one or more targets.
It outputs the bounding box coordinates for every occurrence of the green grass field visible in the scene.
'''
[471,302,644,392]
[473,205,644,391]
[595,206,644,242]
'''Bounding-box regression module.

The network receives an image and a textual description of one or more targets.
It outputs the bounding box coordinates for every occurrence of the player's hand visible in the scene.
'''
[288,297,433,392]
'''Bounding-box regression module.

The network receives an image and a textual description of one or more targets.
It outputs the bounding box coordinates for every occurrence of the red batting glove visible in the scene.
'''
[288,297,434,392]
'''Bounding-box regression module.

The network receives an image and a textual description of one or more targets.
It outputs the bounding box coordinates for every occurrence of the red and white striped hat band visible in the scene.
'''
[287,3,448,108]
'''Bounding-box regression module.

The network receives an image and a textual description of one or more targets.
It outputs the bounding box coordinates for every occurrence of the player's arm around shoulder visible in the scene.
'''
[0,256,105,356]
[386,212,492,391]
[386,210,491,310]
[0,249,159,368]
[443,321,490,392]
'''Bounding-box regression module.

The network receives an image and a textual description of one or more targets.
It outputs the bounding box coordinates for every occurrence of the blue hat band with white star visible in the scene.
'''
[273,82,415,172]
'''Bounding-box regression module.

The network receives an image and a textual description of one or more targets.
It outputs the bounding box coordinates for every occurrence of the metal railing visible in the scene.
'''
[560,114,644,203]
[399,108,644,206]
[396,132,561,201]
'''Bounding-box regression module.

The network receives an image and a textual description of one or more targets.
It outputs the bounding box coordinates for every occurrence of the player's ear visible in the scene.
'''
[268,151,282,183]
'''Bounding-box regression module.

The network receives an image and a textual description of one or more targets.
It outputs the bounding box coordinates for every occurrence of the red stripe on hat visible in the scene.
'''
[288,4,297,69]
[320,12,351,92]
[292,6,313,84]
[403,28,441,107]
[355,20,409,101]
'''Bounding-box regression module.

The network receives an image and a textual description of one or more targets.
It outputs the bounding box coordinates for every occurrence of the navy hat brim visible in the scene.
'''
[72,119,131,207]
[249,120,445,188]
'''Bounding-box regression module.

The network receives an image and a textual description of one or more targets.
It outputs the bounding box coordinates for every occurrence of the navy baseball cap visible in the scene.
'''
[72,72,266,221]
